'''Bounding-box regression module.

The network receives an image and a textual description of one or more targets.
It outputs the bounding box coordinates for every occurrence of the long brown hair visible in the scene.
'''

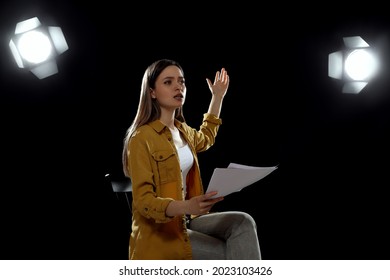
[122,59,186,177]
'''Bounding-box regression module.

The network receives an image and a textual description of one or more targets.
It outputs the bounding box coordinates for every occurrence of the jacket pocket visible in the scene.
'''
[152,150,176,184]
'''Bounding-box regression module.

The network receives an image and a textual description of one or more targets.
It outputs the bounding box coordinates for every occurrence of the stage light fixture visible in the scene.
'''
[9,17,69,79]
[328,36,379,94]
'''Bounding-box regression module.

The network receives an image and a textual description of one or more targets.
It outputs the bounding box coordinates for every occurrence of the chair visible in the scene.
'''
[105,173,132,218]
[105,173,133,258]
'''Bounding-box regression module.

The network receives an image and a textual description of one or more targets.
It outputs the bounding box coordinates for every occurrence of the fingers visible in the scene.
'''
[206,78,212,89]
[187,192,224,215]
[214,71,220,83]
[198,199,220,213]
[206,68,229,90]
[218,68,226,81]
[204,191,218,198]
[214,69,222,82]
[214,68,229,85]
[201,192,224,206]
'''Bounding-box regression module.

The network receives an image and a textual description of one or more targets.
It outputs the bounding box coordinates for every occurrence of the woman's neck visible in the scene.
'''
[159,110,176,129]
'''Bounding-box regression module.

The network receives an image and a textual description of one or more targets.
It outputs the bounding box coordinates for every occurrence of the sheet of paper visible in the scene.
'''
[206,163,278,198]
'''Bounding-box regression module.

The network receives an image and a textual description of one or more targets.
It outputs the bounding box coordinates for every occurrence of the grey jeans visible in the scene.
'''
[187,211,261,260]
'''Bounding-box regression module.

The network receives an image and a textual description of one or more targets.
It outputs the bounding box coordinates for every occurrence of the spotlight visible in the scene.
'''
[328,36,379,94]
[9,17,69,79]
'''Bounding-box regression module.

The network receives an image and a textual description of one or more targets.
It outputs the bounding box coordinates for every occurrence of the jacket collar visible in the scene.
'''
[148,119,183,133]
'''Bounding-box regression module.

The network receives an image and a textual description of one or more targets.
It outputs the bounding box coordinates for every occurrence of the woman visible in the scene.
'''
[122,58,261,259]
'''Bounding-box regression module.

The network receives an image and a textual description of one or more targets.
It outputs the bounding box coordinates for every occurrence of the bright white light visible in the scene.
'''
[48,26,68,54]
[328,51,343,79]
[15,17,41,34]
[31,60,58,79]
[9,16,68,79]
[9,40,24,68]
[328,36,380,94]
[18,30,52,64]
[345,49,378,80]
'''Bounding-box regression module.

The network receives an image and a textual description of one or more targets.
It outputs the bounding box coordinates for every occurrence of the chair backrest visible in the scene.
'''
[105,173,132,216]
[105,173,133,256]
[110,176,133,192]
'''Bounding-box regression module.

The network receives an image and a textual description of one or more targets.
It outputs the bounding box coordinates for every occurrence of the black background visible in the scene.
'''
[1,1,390,260]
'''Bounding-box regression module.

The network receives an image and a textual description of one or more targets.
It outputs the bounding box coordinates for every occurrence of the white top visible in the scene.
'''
[177,144,194,197]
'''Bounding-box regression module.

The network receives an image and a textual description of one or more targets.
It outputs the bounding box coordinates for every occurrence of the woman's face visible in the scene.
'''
[151,65,186,111]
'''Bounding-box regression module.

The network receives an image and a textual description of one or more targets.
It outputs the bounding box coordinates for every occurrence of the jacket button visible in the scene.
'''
[168,137,172,141]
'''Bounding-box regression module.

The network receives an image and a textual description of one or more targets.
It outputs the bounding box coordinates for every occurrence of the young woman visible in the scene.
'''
[122,59,261,260]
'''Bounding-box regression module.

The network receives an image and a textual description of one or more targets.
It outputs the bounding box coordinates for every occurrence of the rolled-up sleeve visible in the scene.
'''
[184,113,222,153]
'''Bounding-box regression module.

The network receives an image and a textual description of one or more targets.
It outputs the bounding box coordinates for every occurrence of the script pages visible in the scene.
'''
[206,163,278,198]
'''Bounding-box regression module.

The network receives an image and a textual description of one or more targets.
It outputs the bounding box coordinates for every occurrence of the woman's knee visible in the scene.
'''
[239,212,257,229]
[225,211,257,231]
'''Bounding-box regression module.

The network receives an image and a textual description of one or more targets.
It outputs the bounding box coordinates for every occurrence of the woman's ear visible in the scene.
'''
[150,88,156,99]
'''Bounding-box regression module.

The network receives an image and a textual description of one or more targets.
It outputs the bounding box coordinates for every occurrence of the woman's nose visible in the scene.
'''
[176,82,184,90]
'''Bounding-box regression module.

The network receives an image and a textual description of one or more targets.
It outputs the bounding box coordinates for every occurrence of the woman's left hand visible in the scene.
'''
[206,68,229,99]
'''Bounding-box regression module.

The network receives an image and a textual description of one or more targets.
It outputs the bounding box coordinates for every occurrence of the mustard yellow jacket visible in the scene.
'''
[125,113,222,259]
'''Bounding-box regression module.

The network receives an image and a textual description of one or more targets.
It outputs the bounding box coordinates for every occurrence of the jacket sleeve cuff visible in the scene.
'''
[146,198,175,223]
[203,113,222,125]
